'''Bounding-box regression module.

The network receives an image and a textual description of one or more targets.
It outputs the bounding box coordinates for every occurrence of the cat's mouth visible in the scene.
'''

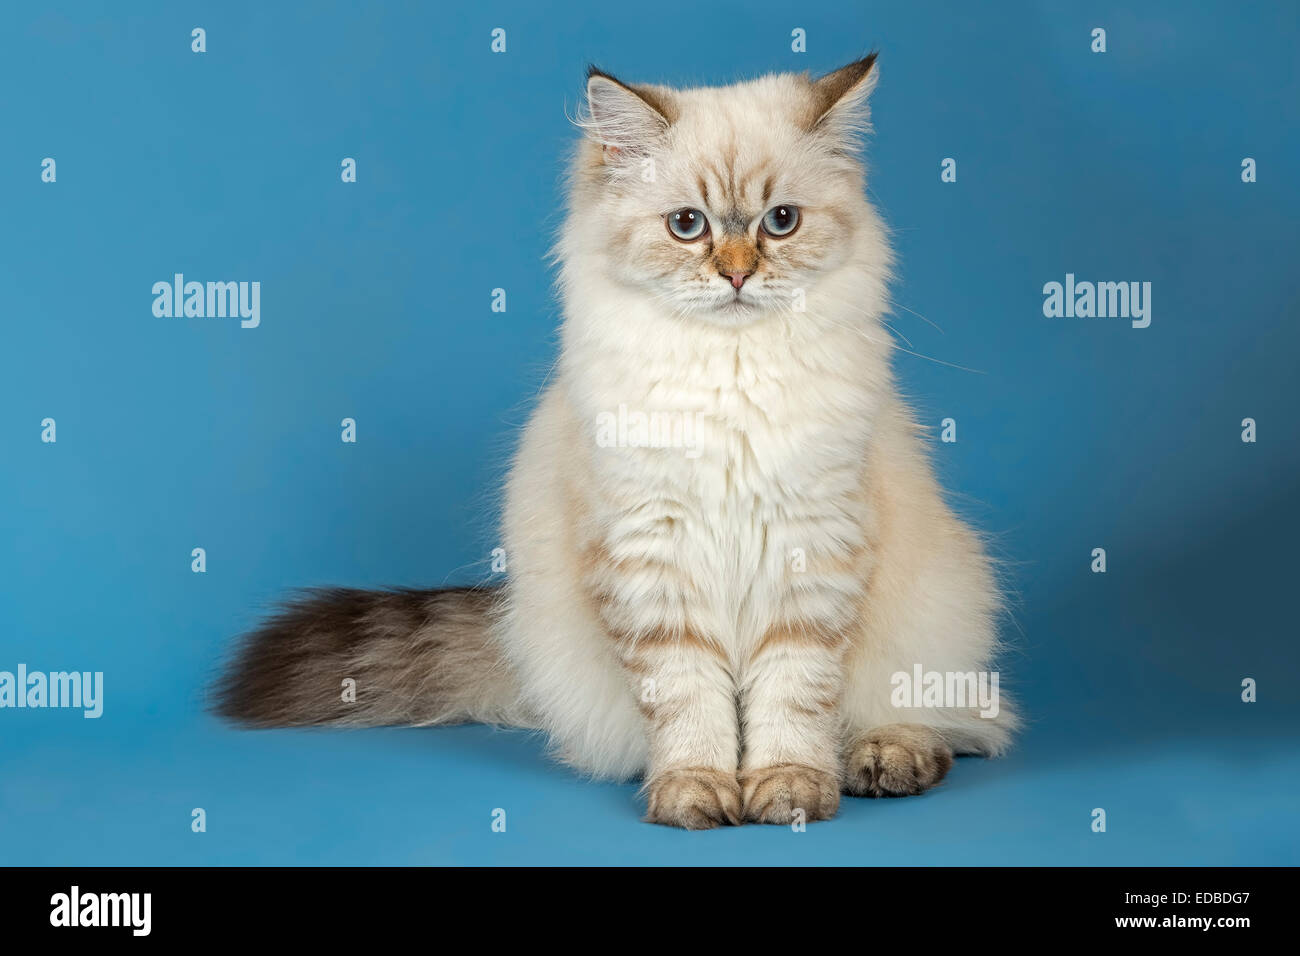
[704,294,752,316]
[684,282,778,324]
[713,286,768,314]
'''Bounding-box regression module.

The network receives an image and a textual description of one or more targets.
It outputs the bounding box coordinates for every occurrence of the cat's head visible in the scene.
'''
[563,55,883,328]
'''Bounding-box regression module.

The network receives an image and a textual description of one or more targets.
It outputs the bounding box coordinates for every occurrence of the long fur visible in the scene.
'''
[215,586,528,728]
[216,57,1017,827]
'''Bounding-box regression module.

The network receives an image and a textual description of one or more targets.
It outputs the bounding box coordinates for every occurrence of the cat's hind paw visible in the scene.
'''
[844,724,954,797]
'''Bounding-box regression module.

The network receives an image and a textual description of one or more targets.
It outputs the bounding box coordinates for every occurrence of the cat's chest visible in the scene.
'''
[589,348,873,554]
[577,329,877,637]
[609,347,867,488]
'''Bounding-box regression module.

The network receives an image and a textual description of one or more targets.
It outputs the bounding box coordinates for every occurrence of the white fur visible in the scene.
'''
[494,67,1015,780]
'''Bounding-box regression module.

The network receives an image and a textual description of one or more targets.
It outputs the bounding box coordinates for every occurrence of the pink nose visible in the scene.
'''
[725,270,751,289]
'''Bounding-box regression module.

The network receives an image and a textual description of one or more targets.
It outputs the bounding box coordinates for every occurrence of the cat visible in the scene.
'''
[215,54,1017,828]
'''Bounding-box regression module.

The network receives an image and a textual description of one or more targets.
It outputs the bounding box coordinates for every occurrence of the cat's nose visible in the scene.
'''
[722,269,752,289]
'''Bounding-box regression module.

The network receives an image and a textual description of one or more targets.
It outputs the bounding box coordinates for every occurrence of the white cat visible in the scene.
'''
[217,55,1017,828]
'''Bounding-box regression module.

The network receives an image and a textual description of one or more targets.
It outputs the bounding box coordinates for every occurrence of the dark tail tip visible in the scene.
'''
[212,585,502,729]
[211,587,389,727]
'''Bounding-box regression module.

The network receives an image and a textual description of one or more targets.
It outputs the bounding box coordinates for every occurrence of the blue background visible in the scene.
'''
[2,0,1297,865]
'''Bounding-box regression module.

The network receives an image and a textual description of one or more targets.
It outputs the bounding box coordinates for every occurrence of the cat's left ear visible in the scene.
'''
[808,53,879,144]
[582,66,675,160]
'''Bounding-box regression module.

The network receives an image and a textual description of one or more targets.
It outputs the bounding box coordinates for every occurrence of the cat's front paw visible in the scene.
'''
[844,724,954,797]
[644,767,742,829]
[739,764,840,824]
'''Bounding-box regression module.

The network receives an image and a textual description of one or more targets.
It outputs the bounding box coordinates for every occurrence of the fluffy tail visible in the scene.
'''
[214,585,528,728]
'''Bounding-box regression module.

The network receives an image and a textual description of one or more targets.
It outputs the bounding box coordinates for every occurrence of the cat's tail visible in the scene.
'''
[213,585,531,729]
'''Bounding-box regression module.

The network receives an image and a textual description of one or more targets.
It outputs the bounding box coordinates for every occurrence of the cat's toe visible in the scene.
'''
[740,764,840,824]
[644,768,742,829]
[844,724,954,797]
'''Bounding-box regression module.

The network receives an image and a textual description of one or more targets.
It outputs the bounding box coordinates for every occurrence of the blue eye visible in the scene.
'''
[761,204,800,237]
[666,208,709,241]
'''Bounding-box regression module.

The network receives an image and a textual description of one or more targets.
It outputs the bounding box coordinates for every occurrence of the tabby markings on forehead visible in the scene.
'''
[721,209,748,235]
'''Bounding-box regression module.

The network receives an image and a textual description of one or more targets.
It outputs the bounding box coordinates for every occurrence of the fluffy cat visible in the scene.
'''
[216,55,1017,828]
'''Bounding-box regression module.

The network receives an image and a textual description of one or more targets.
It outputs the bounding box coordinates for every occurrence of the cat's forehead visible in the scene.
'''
[669,73,813,142]
[657,75,820,204]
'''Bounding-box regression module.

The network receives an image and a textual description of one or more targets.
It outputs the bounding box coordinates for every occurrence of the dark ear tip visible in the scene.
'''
[814,50,879,83]
[587,64,613,83]
[844,50,879,76]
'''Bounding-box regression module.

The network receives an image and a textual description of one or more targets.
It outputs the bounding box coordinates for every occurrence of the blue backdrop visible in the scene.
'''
[2,0,1297,865]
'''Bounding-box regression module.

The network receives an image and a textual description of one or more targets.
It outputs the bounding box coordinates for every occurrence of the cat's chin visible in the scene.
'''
[691,295,780,328]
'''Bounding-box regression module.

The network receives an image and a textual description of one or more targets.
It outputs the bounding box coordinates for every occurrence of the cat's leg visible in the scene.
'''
[503,389,743,823]
[839,547,1013,798]
[587,543,743,829]
[840,439,1016,797]
[733,504,876,824]
[736,623,846,824]
[620,628,742,829]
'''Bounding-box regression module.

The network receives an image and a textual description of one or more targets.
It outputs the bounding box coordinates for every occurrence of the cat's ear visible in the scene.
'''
[581,66,674,160]
[808,53,879,146]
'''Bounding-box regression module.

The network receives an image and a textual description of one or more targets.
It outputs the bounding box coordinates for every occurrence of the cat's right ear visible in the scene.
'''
[581,67,674,161]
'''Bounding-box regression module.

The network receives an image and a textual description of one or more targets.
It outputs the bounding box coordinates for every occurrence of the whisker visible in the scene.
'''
[891,301,945,335]
[888,345,986,375]
[805,307,986,375]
